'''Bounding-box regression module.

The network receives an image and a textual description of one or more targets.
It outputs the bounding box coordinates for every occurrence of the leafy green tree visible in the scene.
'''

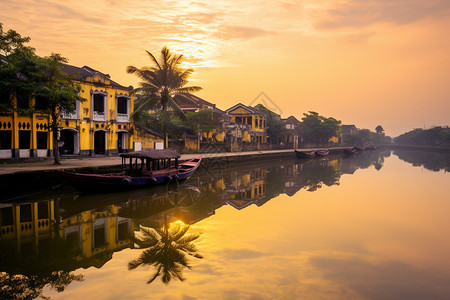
[185,109,220,142]
[34,53,84,165]
[127,47,202,148]
[301,111,340,146]
[129,221,203,284]
[0,23,40,113]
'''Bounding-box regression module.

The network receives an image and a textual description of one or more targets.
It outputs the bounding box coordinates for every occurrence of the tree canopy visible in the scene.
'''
[301,111,341,146]
[127,47,202,148]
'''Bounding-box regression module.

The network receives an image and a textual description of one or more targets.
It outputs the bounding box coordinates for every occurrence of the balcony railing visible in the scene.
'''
[93,111,106,121]
[116,114,129,122]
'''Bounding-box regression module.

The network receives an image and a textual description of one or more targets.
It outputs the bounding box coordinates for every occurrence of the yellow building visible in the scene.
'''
[0,94,53,159]
[59,65,134,156]
[225,103,267,144]
[0,64,136,158]
[0,199,134,261]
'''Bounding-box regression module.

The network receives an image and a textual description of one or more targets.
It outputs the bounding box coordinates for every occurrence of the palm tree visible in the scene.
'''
[128,220,203,284]
[127,47,202,148]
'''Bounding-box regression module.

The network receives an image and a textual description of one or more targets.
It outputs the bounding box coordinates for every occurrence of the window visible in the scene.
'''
[1,207,13,226]
[17,93,30,109]
[93,94,105,113]
[0,131,12,149]
[38,201,49,219]
[20,204,32,222]
[34,96,48,110]
[117,97,128,114]
[259,119,262,128]
[117,222,129,241]
[94,227,106,248]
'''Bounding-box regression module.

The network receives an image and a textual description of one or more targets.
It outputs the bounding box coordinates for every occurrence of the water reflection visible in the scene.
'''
[129,221,203,284]
[0,150,392,296]
[393,149,450,172]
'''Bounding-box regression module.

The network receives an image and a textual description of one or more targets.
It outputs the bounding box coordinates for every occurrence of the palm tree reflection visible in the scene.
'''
[128,220,203,284]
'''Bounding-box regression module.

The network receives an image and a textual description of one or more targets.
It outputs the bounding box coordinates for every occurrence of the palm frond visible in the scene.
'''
[146,50,162,70]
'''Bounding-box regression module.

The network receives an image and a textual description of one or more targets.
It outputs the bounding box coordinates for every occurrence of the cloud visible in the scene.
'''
[215,26,274,40]
[310,255,450,299]
[217,248,273,260]
[317,0,450,29]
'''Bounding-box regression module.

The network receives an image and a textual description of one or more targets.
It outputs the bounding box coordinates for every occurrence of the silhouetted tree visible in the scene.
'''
[129,221,203,284]
[127,47,202,148]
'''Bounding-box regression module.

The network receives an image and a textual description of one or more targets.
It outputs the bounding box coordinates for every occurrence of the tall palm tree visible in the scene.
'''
[128,220,203,284]
[127,47,202,148]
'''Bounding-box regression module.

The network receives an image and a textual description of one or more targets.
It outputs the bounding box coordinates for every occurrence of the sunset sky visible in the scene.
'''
[1,0,449,136]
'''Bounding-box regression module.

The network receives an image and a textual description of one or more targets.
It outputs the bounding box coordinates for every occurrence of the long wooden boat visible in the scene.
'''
[344,147,357,155]
[295,149,316,159]
[58,149,202,193]
[315,149,329,157]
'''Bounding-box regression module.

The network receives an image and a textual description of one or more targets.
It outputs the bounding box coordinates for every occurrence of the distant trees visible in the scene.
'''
[375,125,384,135]
[301,111,340,146]
[395,127,450,147]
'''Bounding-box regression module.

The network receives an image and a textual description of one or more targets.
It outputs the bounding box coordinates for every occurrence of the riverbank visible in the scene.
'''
[0,147,351,176]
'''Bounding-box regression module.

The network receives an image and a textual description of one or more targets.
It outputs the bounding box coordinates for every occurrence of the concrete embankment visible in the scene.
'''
[0,147,350,200]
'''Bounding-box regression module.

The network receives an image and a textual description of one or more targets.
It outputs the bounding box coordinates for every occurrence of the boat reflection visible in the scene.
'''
[0,150,391,294]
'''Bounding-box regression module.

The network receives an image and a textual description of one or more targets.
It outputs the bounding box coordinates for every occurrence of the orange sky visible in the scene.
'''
[1,0,449,136]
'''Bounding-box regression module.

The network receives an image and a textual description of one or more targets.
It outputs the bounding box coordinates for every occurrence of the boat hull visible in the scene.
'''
[59,156,202,193]
[295,150,316,159]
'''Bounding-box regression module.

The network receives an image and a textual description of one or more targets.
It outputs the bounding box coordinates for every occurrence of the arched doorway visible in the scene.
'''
[117,131,127,153]
[94,130,106,154]
[60,128,79,155]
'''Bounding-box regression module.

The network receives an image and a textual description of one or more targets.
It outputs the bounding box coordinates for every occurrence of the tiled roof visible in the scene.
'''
[61,64,132,90]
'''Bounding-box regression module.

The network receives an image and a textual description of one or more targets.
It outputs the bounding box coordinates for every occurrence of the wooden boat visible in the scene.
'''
[295,149,316,159]
[315,149,329,157]
[58,149,202,193]
[344,147,357,155]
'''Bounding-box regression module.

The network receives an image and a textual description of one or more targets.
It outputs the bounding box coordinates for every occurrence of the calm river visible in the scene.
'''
[1,149,449,299]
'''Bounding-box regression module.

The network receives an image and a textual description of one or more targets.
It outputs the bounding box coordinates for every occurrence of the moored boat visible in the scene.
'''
[344,148,357,155]
[315,149,329,157]
[353,146,365,152]
[58,149,202,193]
[295,150,316,159]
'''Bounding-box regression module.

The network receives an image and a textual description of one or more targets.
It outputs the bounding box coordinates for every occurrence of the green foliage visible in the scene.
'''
[185,109,220,137]
[0,23,41,112]
[395,127,450,147]
[301,111,340,146]
[127,47,202,147]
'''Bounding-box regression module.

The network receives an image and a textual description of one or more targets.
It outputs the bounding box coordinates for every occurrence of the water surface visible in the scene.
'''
[1,150,449,299]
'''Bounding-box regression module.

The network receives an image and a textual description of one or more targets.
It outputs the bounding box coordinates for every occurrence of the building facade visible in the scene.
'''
[0,64,135,159]
[59,65,134,156]
[225,103,267,144]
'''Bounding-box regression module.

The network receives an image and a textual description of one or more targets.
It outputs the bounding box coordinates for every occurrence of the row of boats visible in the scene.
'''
[295,145,377,159]
[60,146,377,193]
